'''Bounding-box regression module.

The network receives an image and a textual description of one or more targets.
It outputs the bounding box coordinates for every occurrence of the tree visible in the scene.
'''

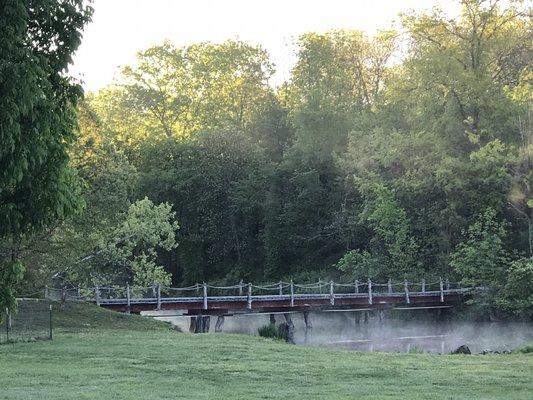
[0,0,92,313]
[110,40,274,142]
[400,0,531,150]
[450,208,510,313]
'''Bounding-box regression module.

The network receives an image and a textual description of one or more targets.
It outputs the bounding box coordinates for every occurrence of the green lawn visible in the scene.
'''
[0,301,531,399]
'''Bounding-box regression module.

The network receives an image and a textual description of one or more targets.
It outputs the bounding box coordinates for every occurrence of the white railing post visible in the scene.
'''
[388,278,392,294]
[239,279,243,297]
[203,282,208,310]
[44,285,49,299]
[446,278,450,291]
[368,279,372,305]
[278,281,283,296]
[157,284,162,310]
[290,280,294,307]
[355,280,359,294]
[440,277,444,302]
[421,279,426,293]
[404,280,410,304]
[247,283,252,310]
[329,280,334,306]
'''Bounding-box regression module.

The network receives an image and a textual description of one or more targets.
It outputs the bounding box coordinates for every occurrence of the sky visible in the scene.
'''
[71,0,462,92]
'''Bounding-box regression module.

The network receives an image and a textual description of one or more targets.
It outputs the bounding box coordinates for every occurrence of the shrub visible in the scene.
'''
[258,324,284,340]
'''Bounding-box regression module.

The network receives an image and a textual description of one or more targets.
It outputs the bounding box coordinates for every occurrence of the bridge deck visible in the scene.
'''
[93,288,474,315]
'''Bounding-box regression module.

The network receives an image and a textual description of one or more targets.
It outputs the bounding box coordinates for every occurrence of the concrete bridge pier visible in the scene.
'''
[269,313,276,325]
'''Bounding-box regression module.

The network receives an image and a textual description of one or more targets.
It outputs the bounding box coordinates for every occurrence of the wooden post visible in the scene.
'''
[368,279,373,305]
[156,284,162,311]
[203,282,208,310]
[421,279,426,293]
[388,278,392,294]
[49,305,53,340]
[95,286,100,306]
[439,278,444,302]
[355,280,359,294]
[329,280,334,306]
[290,280,294,307]
[126,283,131,313]
[278,281,283,296]
[247,283,252,310]
[5,308,9,342]
[239,279,243,296]
[404,280,410,304]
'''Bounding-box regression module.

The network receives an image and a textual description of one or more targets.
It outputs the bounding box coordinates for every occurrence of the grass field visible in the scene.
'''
[0,301,531,399]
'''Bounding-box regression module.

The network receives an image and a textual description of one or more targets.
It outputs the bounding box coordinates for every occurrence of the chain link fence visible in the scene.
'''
[1,300,52,344]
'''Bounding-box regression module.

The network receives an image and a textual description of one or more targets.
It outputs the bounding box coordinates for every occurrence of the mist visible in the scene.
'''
[145,310,533,354]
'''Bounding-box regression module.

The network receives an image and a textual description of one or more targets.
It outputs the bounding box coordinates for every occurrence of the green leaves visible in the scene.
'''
[0,0,92,311]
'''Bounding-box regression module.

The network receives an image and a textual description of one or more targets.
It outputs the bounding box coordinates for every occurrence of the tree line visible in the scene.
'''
[1,0,532,318]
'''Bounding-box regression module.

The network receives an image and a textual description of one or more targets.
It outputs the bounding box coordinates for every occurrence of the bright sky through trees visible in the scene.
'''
[71,0,461,91]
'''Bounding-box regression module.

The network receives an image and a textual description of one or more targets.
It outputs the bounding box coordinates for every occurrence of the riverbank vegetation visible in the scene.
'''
[1,0,532,319]
[0,301,532,400]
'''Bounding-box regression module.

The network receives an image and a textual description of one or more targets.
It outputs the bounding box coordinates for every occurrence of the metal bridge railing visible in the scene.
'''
[36,278,479,311]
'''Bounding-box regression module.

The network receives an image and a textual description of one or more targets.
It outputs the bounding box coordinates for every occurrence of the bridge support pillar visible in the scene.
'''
[363,311,369,324]
[378,309,385,325]
[215,316,225,333]
[189,317,196,333]
[190,315,211,333]
[354,311,361,325]
[303,311,312,329]
[269,314,276,325]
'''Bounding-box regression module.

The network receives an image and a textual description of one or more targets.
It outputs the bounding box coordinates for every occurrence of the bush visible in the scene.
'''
[512,343,533,354]
[258,324,284,340]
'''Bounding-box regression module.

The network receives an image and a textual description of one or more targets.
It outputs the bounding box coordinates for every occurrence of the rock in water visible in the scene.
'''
[451,345,471,354]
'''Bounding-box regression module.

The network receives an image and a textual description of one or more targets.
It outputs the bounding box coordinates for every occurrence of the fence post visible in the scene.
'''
[329,280,335,306]
[247,283,252,310]
[445,279,450,291]
[95,286,100,306]
[278,281,283,296]
[388,278,392,294]
[239,279,243,297]
[439,278,444,302]
[368,279,373,305]
[157,284,162,311]
[421,279,426,293]
[44,285,49,299]
[404,280,410,304]
[290,280,294,307]
[49,305,53,341]
[126,284,131,313]
[203,283,208,310]
[355,280,359,294]
[5,308,9,342]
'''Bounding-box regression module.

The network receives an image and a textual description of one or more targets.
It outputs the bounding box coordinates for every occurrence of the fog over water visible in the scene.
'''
[146,310,533,354]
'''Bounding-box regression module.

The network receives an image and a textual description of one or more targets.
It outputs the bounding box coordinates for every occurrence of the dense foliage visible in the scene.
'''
[0,0,93,313]
[11,0,533,318]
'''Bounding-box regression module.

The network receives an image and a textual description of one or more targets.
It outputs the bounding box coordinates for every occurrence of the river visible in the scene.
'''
[146,309,533,354]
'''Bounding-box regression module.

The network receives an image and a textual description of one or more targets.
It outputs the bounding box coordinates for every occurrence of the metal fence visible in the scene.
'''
[1,300,52,344]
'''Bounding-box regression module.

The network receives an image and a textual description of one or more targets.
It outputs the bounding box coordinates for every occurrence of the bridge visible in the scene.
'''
[45,279,480,333]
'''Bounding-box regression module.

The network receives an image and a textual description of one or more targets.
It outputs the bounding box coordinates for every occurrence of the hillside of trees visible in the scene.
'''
[4,0,532,318]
